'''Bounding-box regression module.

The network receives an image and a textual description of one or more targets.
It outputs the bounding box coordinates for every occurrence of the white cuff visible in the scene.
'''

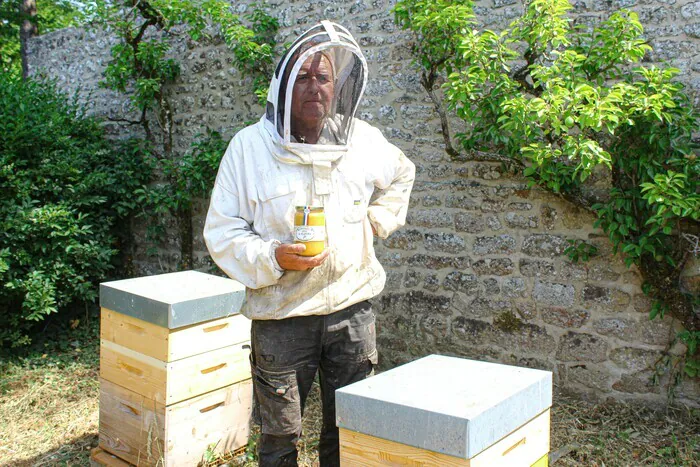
[270,240,284,272]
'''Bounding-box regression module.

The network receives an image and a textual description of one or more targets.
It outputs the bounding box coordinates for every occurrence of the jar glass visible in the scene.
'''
[294,206,326,256]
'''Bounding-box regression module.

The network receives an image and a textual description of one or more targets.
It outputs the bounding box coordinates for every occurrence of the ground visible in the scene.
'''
[1,310,698,466]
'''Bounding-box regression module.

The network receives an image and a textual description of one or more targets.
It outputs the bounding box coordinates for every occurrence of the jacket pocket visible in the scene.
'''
[251,364,301,435]
[257,176,300,239]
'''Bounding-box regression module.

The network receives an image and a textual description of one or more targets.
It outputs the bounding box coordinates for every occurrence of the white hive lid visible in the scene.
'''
[100,270,246,329]
[336,354,552,459]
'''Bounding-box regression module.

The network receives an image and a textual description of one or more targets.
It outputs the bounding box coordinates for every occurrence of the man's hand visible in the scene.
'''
[275,243,330,271]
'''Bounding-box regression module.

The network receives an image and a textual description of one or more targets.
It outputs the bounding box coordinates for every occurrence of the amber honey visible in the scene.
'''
[294,206,326,256]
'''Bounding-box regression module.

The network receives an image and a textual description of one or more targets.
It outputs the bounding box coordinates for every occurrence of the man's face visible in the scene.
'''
[290,53,335,128]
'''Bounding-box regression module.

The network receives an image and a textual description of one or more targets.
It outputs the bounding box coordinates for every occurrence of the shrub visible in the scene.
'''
[395,0,699,380]
[0,73,150,347]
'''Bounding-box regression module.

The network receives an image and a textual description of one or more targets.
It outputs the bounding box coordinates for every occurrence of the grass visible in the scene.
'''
[1,309,698,466]
[0,307,100,466]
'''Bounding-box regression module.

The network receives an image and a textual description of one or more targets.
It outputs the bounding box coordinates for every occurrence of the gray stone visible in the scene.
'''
[455,212,486,233]
[582,285,611,304]
[522,234,567,257]
[404,270,422,288]
[503,278,527,298]
[483,278,500,295]
[541,307,589,328]
[486,216,503,231]
[557,332,609,363]
[377,105,396,124]
[505,212,539,229]
[588,261,621,282]
[424,232,466,254]
[384,229,423,250]
[583,286,631,311]
[474,235,517,255]
[452,317,492,345]
[519,259,555,277]
[424,273,440,292]
[681,2,700,19]
[420,314,448,338]
[515,301,537,320]
[444,272,480,295]
[427,164,452,179]
[381,291,452,316]
[494,0,517,6]
[541,205,557,230]
[365,79,393,96]
[594,318,638,341]
[423,195,442,207]
[507,202,532,211]
[633,294,653,314]
[480,198,507,213]
[567,365,612,392]
[610,347,661,372]
[558,260,588,280]
[494,322,557,355]
[472,258,515,276]
[385,127,414,142]
[385,271,403,289]
[406,209,453,228]
[684,23,700,39]
[638,319,673,346]
[407,254,470,270]
[473,163,502,180]
[446,195,481,210]
[613,372,660,394]
[533,280,575,307]
[468,297,511,318]
[379,251,405,267]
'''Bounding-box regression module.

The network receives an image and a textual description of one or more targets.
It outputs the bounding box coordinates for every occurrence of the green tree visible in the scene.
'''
[395,0,699,382]
[0,0,84,76]
[94,0,278,270]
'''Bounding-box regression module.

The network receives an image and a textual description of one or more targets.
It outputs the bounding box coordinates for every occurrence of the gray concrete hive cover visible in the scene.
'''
[100,271,246,329]
[335,354,552,459]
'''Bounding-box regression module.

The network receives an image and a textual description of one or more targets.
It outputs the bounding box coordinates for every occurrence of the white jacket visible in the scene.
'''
[203,117,414,320]
[203,21,415,320]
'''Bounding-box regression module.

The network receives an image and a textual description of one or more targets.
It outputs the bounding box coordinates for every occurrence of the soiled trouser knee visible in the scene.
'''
[250,302,377,467]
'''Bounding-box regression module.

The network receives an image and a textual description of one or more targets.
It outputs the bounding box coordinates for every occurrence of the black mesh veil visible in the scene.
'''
[265,21,368,147]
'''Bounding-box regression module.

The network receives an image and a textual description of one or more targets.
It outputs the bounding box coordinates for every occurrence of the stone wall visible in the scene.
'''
[28,0,699,405]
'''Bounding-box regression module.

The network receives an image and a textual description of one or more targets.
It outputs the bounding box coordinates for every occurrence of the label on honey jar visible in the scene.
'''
[294,225,325,242]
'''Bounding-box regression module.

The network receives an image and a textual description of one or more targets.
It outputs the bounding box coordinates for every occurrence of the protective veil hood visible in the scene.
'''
[262,21,368,157]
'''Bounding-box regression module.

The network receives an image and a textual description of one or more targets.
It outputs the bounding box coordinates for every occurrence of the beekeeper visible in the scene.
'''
[203,21,415,467]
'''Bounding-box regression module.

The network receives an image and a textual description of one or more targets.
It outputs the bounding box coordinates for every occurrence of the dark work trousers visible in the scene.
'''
[250,300,377,467]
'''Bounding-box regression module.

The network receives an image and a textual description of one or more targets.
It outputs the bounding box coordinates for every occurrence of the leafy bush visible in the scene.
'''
[0,73,150,347]
[395,0,699,379]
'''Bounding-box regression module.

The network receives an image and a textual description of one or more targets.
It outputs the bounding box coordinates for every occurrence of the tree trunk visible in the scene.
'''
[178,206,193,271]
[20,0,37,80]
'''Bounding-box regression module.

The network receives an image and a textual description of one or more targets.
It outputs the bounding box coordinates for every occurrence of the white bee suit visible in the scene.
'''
[203,21,415,320]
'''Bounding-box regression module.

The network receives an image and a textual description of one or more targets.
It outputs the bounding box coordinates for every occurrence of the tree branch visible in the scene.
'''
[420,68,459,158]
[510,48,542,96]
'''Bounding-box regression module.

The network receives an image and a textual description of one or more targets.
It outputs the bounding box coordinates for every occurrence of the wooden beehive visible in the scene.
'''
[96,271,252,466]
[336,355,553,467]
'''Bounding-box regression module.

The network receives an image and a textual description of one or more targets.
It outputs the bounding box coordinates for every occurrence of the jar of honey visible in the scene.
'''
[294,206,326,256]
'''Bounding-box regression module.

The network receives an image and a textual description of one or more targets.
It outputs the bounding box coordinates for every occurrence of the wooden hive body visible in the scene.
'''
[96,272,252,466]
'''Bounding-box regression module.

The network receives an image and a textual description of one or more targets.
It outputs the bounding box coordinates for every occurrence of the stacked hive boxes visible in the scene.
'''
[94,271,252,466]
[336,355,552,467]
